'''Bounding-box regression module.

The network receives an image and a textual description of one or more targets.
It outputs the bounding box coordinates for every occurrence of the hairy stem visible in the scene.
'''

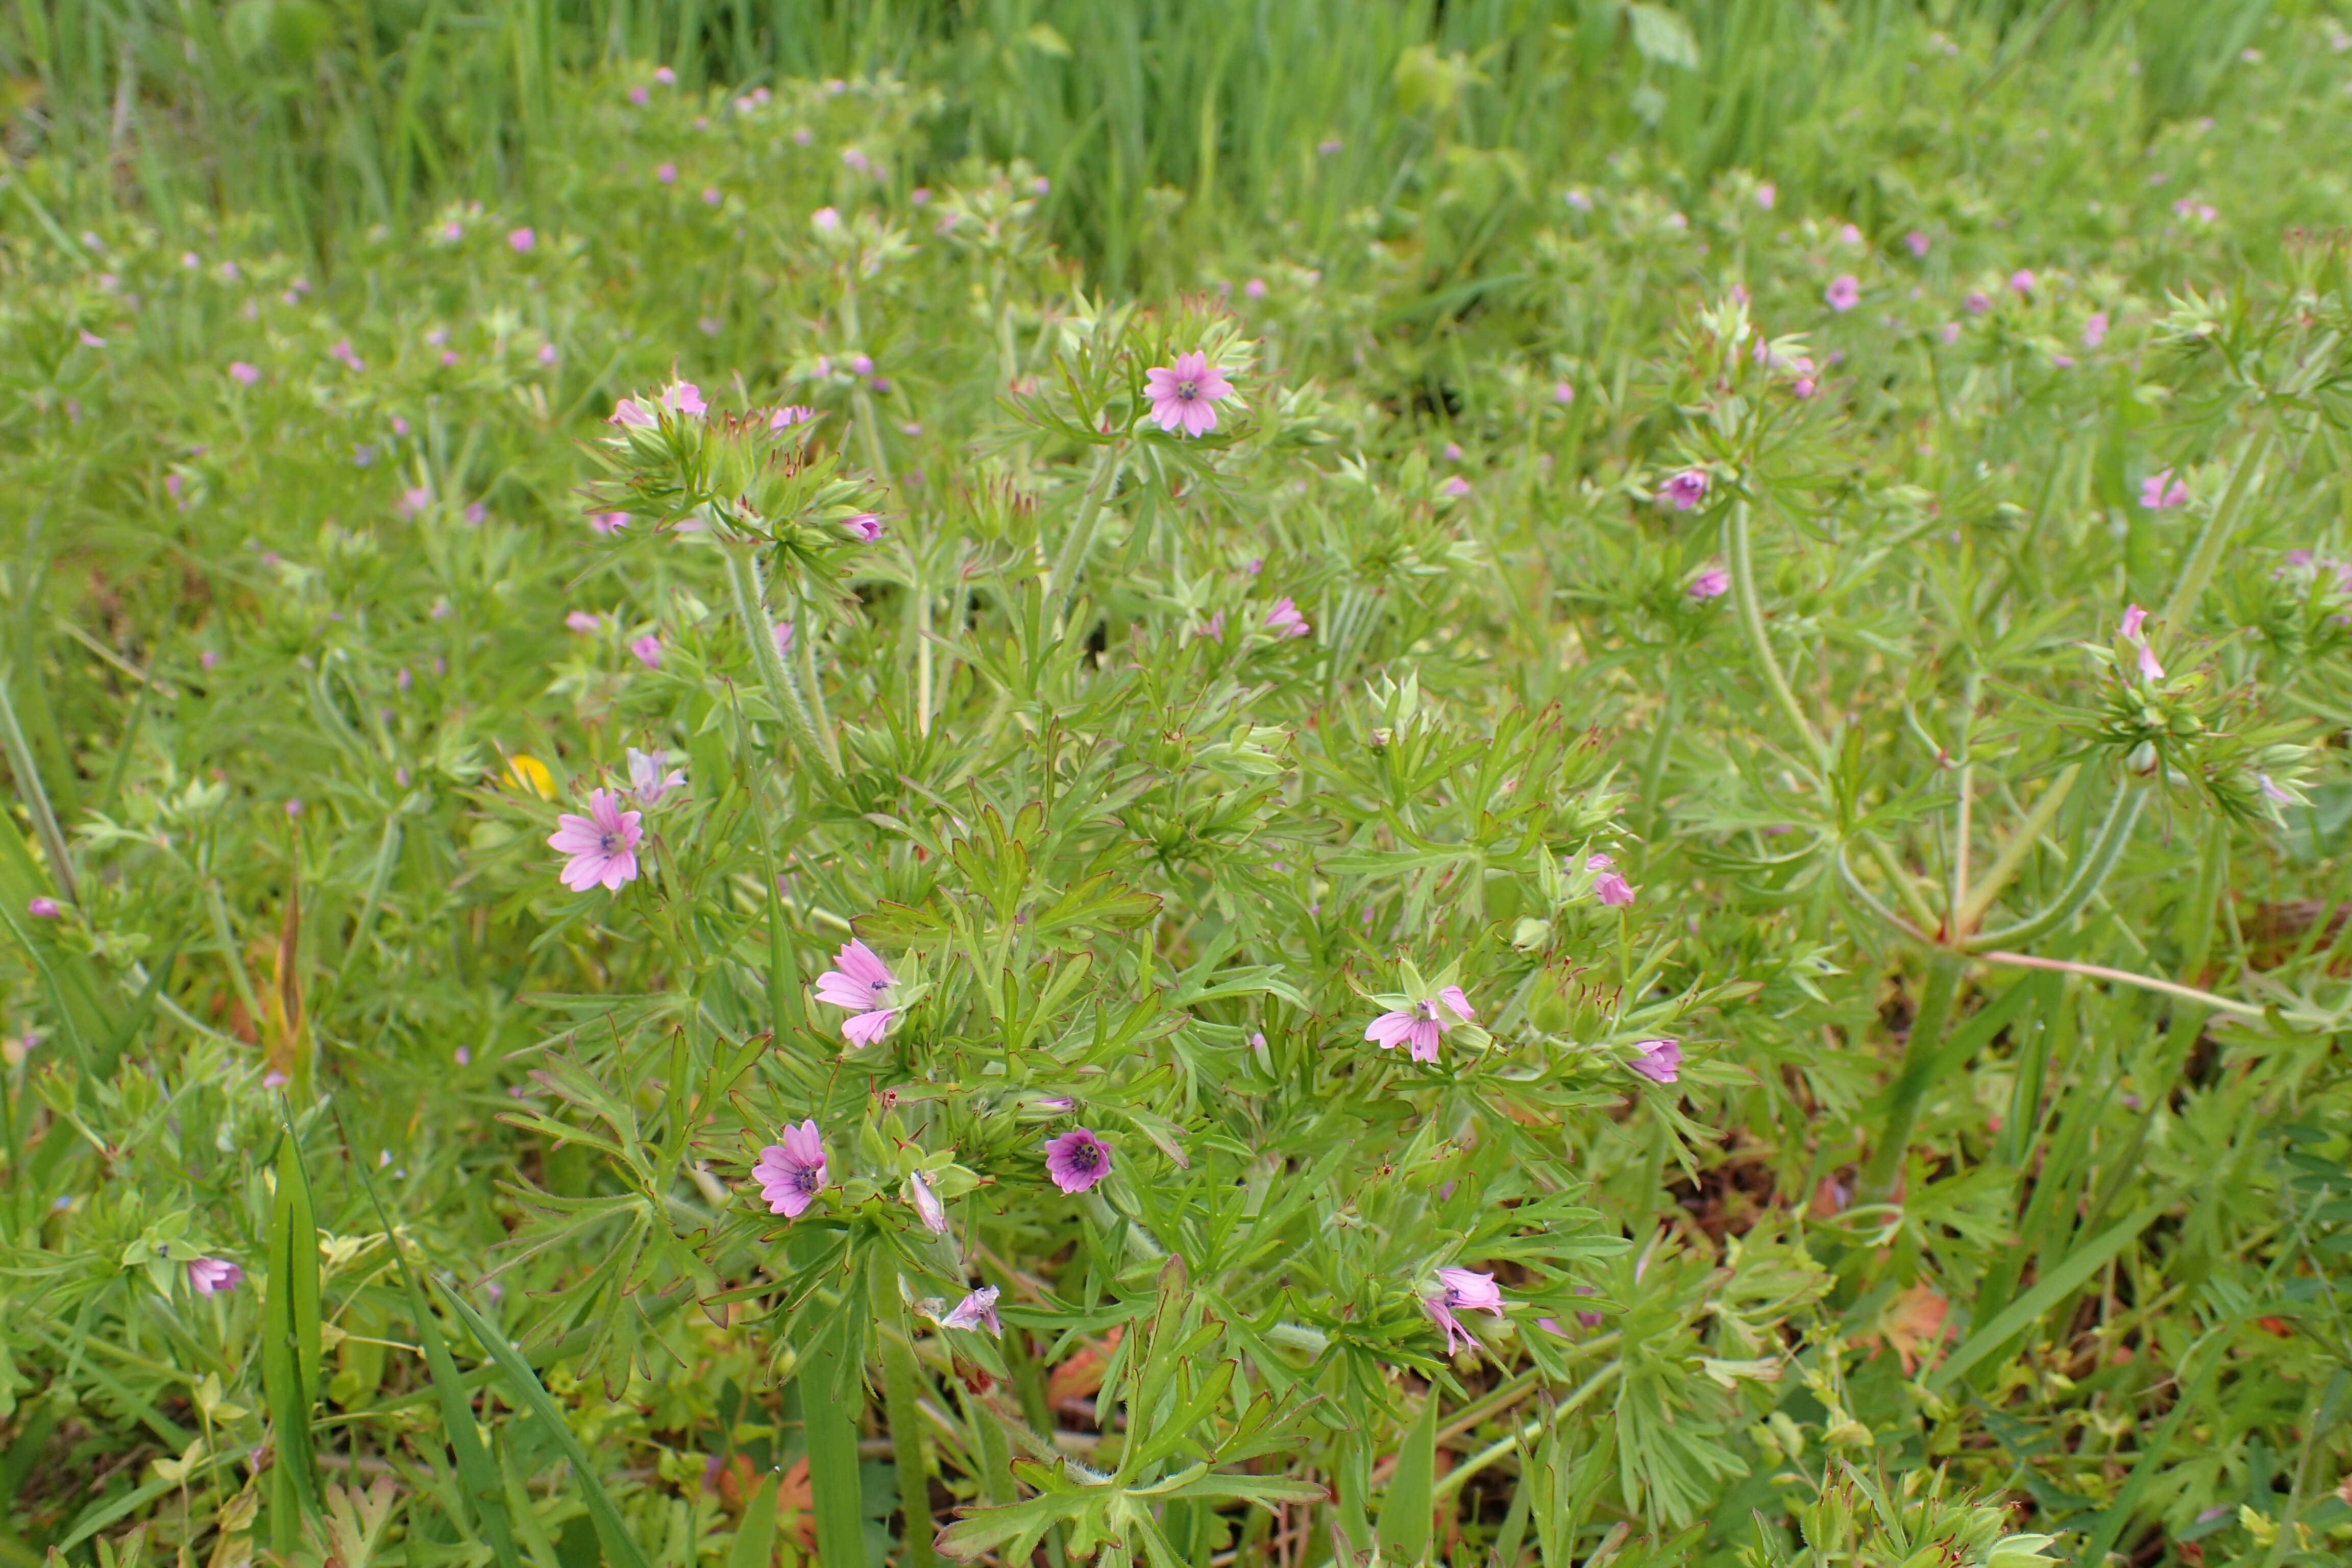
[1952,763,2080,936]
[2158,418,2273,642]
[1965,783,2145,952]
[1045,440,1126,626]
[723,544,840,783]
[1975,949,2267,1020]
[1723,499,1832,776]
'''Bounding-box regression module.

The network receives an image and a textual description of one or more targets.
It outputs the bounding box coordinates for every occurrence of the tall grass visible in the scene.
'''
[1,0,2291,282]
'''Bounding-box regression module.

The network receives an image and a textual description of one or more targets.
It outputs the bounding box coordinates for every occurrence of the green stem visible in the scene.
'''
[874,1269,937,1568]
[799,1317,868,1568]
[1952,764,2079,936]
[2158,419,2273,643]
[1045,442,1126,626]
[723,545,839,783]
[0,662,78,906]
[1857,949,1963,1205]
[1723,500,1832,777]
[1964,785,2145,952]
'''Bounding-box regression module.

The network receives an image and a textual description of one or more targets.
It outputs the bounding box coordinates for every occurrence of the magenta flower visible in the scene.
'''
[188,1257,244,1296]
[2083,311,2109,348]
[1825,275,1860,312]
[1044,1128,1113,1193]
[1143,351,1234,438]
[547,789,644,892]
[1628,1039,1682,1084]
[28,897,60,919]
[942,1286,1002,1334]
[1904,230,1930,258]
[629,634,663,669]
[2119,604,2166,682]
[770,405,817,431]
[752,1120,827,1217]
[1365,987,1475,1064]
[1688,565,1730,601]
[508,228,536,253]
[814,939,899,1046]
[844,513,883,543]
[2139,470,2188,510]
[1586,853,1635,908]
[1656,468,1709,512]
[565,610,600,633]
[906,1170,949,1234]
[1264,598,1311,639]
[228,361,259,386]
[627,747,686,806]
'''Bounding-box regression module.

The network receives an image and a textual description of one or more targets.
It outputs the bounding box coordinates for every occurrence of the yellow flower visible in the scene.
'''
[507,754,555,800]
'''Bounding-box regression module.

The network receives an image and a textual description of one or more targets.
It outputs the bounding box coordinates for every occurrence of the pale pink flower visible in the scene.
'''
[772,621,795,657]
[1755,183,1776,210]
[2008,269,2035,295]
[565,611,600,632]
[906,1170,949,1234]
[814,939,899,1045]
[1264,598,1311,639]
[1628,1039,1682,1083]
[1904,230,1930,258]
[1365,987,1475,1064]
[1143,351,1234,438]
[2260,774,2295,805]
[28,897,60,918]
[813,207,841,232]
[188,1258,244,1296]
[629,86,648,106]
[657,162,678,184]
[1825,275,1860,312]
[629,634,663,668]
[1589,851,1635,905]
[1688,565,1730,601]
[844,513,883,542]
[1192,610,1227,643]
[941,1286,1001,1334]
[78,329,105,348]
[1553,381,1576,404]
[590,511,628,534]
[1044,1128,1113,1193]
[770,405,817,431]
[1441,476,1473,499]
[547,789,644,892]
[609,397,657,428]
[752,1121,827,1217]
[654,66,676,85]
[2119,604,2165,682]
[1656,468,1709,512]
[1438,1267,1504,1316]
[1244,278,1266,300]
[508,228,535,253]
[703,188,722,206]
[1837,224,1863,248]
[2139,470,2188,510]
[849,353,874,376]
[1426,1296,1476,1356]
[627,747,686,806]
[228,361,259,385]
[2082,311,2109,347]
[660,380,706,416]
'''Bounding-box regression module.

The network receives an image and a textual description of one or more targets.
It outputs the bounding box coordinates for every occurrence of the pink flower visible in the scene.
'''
[28,897,60,918]
[911,187,932,205]
[1441,476,1473,499]
[2260,774,2295,805]
[1964,291,1991,315]
[629,86,648,106]
[565,610,600,632]
[703,188,722,207]
[814,939,899,1046]
[508,228,536,253]
[228,361,259,386]
[2139,470,2188,510]
[772,621,795,657]
[590,511,628,534]
[654,66,676,85]
[660,380,706,416]
[1365,987,1476,1064]
[1438,1267,1504,1316]
[79,329,105,348]
[942,1286,1001,1334]
[1755,183,1776,210]
[1837,223,1863,247]
[1656,468,1709,512]
[547,789,644,892]
[770,405,817,431]
[629,634,663,668]
[1592,871,1634,908]
[906,1170,949,1234]
[752,1121,827,1217]
[813,207,841,232]
[1553,381,1576,404]
[609,397,657,428]
[188,1258,244,1296]
[1143,351,1234,438]
[1244,278,1266,300]
[849,353,875,376]
[2119,604,2165,681]
[1264,598,1311,639]
[1825,275,1860,312]
[627,747,686,806]
[657,162,678,184]
[1044,1128,1113,1193]
[2082,311,2109,347]
[844,513,883,543]
[1192,611,1228,643]
[2008,269,2035,295]
[1426,1297,1476,1356]
[1688,565,1730,601]
[1628,1039,1682,1083]
[1940,323,1961,344]
[1904,230,1930,258]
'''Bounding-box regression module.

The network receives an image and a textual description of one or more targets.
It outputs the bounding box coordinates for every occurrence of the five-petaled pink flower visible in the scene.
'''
[814,939,900,1046]
[188,1257,244,1296]
[228,362,259,386]
[1656,468,1709,512]
[1825,275,1860,312]
[1264,598,1311,639]
[1688,565,1730,601]
[27,897,59,919]
[2119,604,2165,682]
[1365,987,1475,1064]
[548,789,644,892]
[942,1286,1001,1334]
[1628,1039,1682,1084]
[752,1120,827,1217]
[1426,1267,1504,1355]
[629,634,663,669]
[1143,351,1233,438]
[1044,1127,1113,1193]
[2139,470,2188,510]
[1586,853,1636,907]
[627,747,685,807]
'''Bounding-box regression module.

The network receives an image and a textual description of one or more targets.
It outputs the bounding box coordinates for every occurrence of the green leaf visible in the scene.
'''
[1375,1393,1437,1564]
[262,1108,322,1551]
[1927,1203,2166,1390]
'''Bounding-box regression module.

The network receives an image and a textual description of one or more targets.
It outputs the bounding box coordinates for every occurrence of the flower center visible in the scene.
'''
[792,1166,821,1192]
[872,978,889,993]
[1176,380,1197,401]
[599,831,624,854]
[1067,1142,1100,1171]
[1414,999,1438,1021]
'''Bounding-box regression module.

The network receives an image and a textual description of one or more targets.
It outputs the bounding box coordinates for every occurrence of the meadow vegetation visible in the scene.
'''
[4,3,2352,1565]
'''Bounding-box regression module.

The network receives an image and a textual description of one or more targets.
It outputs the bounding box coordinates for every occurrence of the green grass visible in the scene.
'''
[4,3,2352,1566]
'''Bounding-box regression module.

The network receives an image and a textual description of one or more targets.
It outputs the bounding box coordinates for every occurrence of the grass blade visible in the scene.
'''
[1375,1390,1437,1565]
[263,1107,323,1553]
[1926,1202,2165,1391]
[800,1311,870,1568]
